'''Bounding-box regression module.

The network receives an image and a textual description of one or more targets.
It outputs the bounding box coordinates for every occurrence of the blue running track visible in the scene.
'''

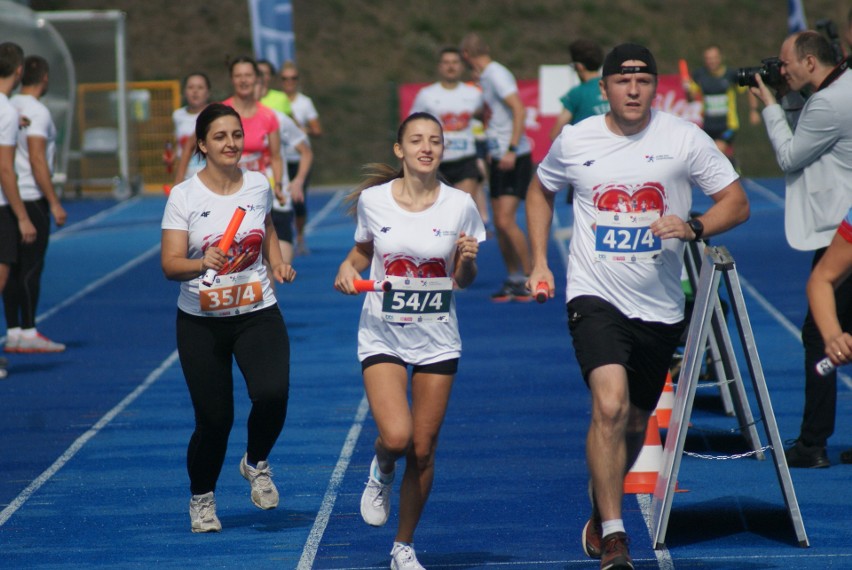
[1,179,850,568]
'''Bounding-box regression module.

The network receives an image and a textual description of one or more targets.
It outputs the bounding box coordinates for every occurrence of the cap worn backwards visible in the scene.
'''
[601,43,658,77]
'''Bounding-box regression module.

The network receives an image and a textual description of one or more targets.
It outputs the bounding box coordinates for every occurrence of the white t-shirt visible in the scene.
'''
[12,94,55,201]
[172,106,205,179]
[0,93,20,207]
[537,110,738,323]
[410,81,483,162]
[354,180,486,364]
[271,109,308,212]
[479,61,530,159]
[285,92,317,162]
[161,169,277,317]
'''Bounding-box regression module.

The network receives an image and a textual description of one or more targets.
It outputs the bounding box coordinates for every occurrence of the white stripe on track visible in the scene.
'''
[36,243,161,325]
[0,350,179,527]
[304,189,346,235]
[50,195,144,242]
[742,178,785,208]
[298,395,370,569]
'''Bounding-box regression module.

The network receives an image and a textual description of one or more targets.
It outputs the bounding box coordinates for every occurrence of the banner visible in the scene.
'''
[400,76,701,164]
[787,0,808,34]
[248,0,295,68]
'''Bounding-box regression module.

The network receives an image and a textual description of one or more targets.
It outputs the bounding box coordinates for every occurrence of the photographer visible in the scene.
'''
[751,30,852,468]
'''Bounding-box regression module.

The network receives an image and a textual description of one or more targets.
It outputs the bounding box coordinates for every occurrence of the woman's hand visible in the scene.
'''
[270,262,296,284]
[334,262,362,295]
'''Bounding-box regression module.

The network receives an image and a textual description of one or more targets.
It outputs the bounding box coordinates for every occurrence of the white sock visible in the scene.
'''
[373,459,394,484]
[601,519,626,537]
[21,328,37,340]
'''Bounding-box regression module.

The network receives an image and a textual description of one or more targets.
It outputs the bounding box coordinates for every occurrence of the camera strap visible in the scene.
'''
[817,56,850,92]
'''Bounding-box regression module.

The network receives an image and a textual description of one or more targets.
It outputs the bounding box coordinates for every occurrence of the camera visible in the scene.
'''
[736,57,785,89]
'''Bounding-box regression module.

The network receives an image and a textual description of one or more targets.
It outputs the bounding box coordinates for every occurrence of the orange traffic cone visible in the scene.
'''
[623,412,664,494]
[655,373,675,429]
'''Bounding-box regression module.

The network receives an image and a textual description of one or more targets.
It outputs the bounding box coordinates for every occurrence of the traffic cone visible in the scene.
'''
[623,412,665,494]
[655,372,675,429]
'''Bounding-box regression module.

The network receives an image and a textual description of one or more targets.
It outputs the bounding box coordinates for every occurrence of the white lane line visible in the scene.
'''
[51,196,144,241]
[0,351,180,526]
[298,395,370,569]
[743,178,785,208]
[36,243,161,325]
[305,189,346,235]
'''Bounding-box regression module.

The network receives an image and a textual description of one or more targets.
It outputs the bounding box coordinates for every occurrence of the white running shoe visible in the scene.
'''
[4,334,20,353]
[360,456,393,527]
[390,543,425,570]
[239,454,279,509]
[189,492,222,533]
[17,333,65,353]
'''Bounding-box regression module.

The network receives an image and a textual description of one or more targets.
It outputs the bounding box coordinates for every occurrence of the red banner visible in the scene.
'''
[399,76,701,164]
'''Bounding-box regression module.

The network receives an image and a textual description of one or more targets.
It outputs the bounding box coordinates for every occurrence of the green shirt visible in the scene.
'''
[261,89,292,116]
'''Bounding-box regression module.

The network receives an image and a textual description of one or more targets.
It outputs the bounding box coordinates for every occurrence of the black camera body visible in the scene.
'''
[736,57,785,88]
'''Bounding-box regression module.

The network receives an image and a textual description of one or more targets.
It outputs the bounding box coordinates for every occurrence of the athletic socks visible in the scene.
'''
[602,519,626,537]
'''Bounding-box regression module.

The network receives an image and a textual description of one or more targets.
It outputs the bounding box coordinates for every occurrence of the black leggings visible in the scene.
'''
[176,305,290,495]
[3,199,50,329]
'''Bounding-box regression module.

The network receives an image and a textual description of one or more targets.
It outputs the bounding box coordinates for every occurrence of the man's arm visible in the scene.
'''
[650,180,750,241]
[28,136,67,226]
[525,175,557,298]
[548,109,573,140]
[498,92,526,170]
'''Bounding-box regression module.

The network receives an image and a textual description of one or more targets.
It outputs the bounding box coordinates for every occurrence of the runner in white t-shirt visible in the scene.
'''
[4,55,67,354]
[334,112,485,570]
[0,43,36,378]
[461,33,533,302]
[171,72,211,183]
[161,103,296,534]
[526,44,750,570]
[411,47,489,225]
[280,61,322,255]
[270,107,312,264]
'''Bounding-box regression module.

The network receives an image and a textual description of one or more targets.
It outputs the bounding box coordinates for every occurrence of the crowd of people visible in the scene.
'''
[3,10,852,569]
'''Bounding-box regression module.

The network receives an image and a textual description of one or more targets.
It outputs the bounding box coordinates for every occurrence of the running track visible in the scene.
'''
[1,179,851,568]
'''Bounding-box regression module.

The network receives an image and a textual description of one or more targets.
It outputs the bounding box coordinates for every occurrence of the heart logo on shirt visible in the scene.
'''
[384,253,447,278]
[593,182,666,213]
[217,230,263,275]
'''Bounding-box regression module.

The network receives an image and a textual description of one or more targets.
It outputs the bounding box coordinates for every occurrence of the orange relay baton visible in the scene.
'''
[200,206,247,287]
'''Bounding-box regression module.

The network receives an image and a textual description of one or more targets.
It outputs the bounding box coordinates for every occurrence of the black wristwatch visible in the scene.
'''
[507,144,518,153]
[686,218,704,241]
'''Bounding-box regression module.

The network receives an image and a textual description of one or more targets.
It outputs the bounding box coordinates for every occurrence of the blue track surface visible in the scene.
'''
[1,180,850,569]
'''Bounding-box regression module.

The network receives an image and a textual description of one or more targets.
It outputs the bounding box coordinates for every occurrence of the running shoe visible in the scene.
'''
[490,281,515,303]
[509,280,533,302]
[239,454,279,509]
[189,492,222,533]
[4,335,20,353]
[360,456,393,526]
[390,543,425,570]
[583,505,603,557]
[600,532,633,570]
[17,333,65,353]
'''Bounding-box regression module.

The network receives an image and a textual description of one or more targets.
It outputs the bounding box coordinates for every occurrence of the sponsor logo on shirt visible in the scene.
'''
[380,226,391,233]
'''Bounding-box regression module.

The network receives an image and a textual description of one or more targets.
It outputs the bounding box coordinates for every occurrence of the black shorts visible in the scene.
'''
[567,295,685,411]
[361,353,459,376]
[0,205,19,264]
[489,153,532,200]
[271,209,294,243]
[439,156,481,185]
[288,161,312,218]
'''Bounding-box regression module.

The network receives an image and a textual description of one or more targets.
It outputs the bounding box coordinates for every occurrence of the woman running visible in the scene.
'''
[334,112,485,569]
[161,103,295,533]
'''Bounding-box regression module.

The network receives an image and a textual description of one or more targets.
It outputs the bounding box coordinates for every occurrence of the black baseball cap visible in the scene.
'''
[601,43,658,77]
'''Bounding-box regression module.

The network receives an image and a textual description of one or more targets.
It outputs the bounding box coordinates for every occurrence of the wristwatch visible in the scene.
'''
[686,218,704,241]
[507,144,518,153]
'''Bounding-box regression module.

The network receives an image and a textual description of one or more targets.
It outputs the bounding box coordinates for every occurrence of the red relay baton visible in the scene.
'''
[201,207,247,287]
[534,281,549,304]
[353,279,392,293]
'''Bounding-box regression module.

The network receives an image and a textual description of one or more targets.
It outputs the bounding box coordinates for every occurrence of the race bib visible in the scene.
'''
[594,210,661,263]
[380,276,452,323]
[199,270,264,316]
